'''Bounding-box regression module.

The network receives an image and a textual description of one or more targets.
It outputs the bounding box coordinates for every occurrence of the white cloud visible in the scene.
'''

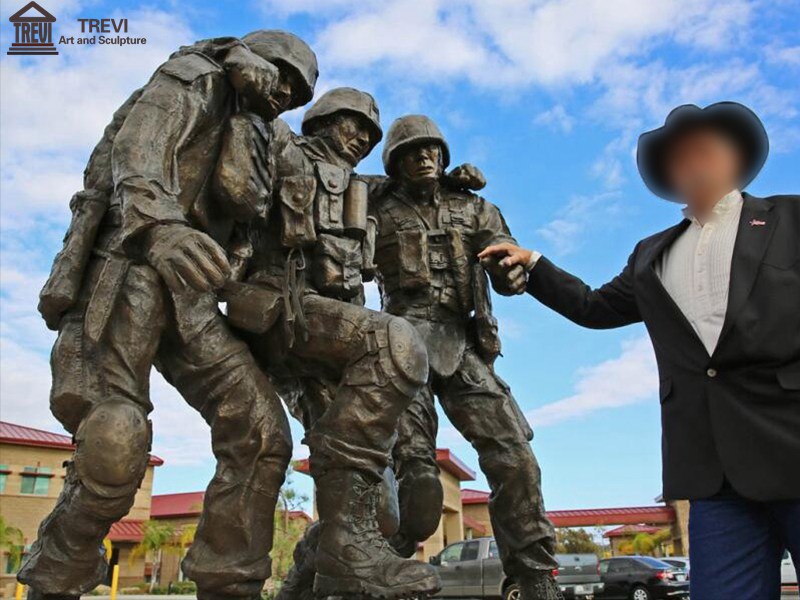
[536,192,623,256]
[534,105,575,134]
[0,6,197,239]
[0,337,60,430]
[527,335,658,427]
[262,0,755,88]
[766,44,800,67]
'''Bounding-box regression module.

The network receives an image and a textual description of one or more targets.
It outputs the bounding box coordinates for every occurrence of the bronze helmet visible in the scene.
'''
[241,30,318,109]
[302,87,383,151]
[381,115,451,176]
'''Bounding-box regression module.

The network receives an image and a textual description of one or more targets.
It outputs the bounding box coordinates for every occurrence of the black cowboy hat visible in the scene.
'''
[636,101,769,201]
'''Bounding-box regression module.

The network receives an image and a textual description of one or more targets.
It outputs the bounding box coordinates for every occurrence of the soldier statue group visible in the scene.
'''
[20,30,562,600]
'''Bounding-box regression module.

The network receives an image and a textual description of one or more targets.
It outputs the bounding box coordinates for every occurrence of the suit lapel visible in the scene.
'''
[638,219,708,352]
[715,194,778,350]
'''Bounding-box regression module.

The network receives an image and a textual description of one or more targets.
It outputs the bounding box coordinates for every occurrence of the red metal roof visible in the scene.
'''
[108,520,144,542]
[461,488,491,504]
[462,515,487,535]
[546,506,676,528]
[151,491,205,519]
[294,448,475,482]
[0,421,164,466]
[435,449,476,481]
[287,510,312,522]
[151,491,312,522]
[461,489,675,527]
[603,524,663,538]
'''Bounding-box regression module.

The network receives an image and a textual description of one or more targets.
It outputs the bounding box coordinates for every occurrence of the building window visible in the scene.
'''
[0,464,9,493]
[20,466,52,495]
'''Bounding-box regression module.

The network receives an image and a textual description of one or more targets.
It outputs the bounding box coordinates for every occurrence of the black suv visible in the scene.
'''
[598,556,689,600]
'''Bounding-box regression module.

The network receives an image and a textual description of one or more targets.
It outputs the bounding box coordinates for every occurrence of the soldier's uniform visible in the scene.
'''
[371,116,559,590]
[215,89,440,599]
[20,32,318,600]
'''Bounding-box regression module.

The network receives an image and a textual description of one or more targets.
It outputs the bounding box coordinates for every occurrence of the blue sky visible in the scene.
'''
[1,0,798,513]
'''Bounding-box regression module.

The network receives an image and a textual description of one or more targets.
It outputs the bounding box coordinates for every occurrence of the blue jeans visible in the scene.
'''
[689,490,800,599]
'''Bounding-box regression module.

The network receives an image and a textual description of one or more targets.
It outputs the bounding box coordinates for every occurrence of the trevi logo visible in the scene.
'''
[6,1,148,55]
[7,1,58,56]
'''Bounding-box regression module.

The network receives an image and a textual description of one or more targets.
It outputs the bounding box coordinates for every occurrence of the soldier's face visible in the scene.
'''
[327,115,373,166]
[268,68,299,116]
[397,143,443,183]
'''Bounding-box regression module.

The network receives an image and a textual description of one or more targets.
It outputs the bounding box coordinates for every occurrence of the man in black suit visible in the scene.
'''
[479,102,799,599]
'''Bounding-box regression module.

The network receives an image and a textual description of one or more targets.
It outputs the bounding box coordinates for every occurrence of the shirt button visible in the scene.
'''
[707,368,717,378]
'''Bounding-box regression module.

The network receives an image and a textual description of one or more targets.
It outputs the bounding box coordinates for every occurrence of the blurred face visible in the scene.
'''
[318,114,373,166]
[396,143,444,184]
[665,127,742,203]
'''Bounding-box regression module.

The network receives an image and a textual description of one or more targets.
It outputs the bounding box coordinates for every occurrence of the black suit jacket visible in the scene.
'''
[527,193,800,501]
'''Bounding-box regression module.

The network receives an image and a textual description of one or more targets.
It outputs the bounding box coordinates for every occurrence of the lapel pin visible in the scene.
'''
[749,219,766,227]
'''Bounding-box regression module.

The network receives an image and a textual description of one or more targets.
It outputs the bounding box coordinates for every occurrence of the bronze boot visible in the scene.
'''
[518,570,565,600]
[313,469,441,599]
[391,460,443,558]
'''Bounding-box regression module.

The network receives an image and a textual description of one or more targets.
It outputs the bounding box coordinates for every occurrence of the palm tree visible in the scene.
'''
[129,521,175,592]
[0,516,25,573]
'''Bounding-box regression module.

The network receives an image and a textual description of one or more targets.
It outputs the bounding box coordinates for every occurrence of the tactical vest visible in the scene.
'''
[373,190,480,320]
[251,137,374,301]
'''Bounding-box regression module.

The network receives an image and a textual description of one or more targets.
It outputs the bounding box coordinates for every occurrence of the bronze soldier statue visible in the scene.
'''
[20,31,318,600]
[214,87,440,599]
[370,116,562,600]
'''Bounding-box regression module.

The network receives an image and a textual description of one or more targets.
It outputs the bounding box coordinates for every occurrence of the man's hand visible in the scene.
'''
[444,163,486,191]
[146,225,231,293]
[480,255,527,295]
[478,242,536,270]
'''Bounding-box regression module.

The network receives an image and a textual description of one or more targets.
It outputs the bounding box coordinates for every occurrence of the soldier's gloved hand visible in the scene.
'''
[224,45,280,119]
[444,163,486,191]
[145,224,231,293]
[480,256,527,296]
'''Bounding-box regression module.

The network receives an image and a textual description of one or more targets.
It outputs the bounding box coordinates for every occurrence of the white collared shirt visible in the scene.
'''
[656,190,743,355]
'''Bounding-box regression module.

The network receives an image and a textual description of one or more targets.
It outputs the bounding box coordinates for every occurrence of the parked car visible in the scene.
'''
[659,557,690,578]
[783,550,798,586]
[598,556,689,600]
[430,537,604,599]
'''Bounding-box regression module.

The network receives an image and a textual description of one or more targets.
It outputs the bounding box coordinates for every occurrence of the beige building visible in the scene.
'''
[0,421,162,596]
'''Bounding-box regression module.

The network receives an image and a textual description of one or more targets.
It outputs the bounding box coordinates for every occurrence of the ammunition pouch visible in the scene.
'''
[312,234,363,299]
[278,175,317,247]
[314,162,347,233]
[396,230,431,289]
[223,281,283,334]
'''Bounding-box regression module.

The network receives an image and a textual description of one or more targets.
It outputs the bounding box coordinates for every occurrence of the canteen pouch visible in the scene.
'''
[315,162,348,233]
[278,175,317,247]
[313,233,363,299]
[397,229,430,289]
